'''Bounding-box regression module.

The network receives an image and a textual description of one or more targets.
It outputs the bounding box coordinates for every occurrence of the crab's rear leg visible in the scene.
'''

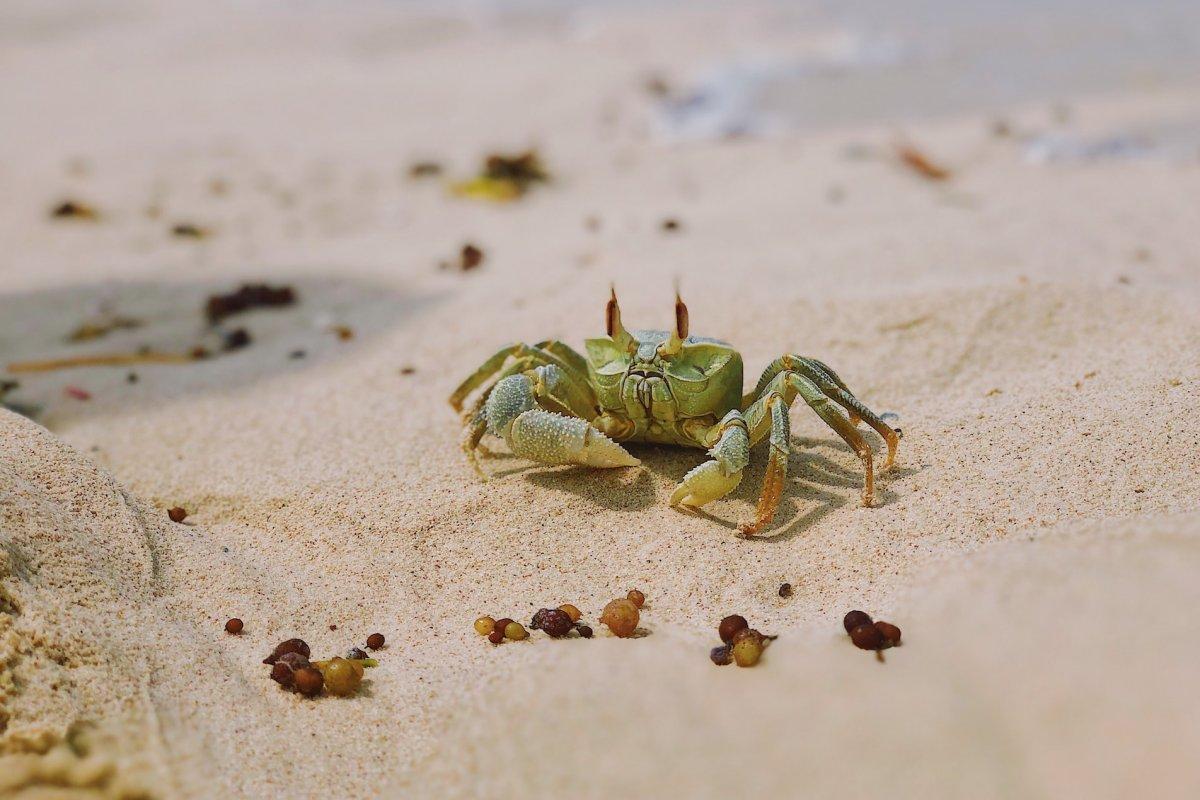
[736,371,878,534]
[737,393,791,535]
[449,342,592,413]
[473,365,638,474]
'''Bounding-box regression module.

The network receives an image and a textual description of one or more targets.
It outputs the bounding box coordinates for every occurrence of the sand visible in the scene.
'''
[2,1,1200,797]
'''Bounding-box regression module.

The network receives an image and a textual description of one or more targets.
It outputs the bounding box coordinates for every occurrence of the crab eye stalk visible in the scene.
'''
[660,290,689,357]
[606,285,635,351]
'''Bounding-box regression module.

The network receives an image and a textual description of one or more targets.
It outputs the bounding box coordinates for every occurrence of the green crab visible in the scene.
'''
[449,290,900,535]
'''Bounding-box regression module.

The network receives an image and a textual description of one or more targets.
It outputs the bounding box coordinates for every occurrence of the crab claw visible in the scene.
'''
[670,460,743,509]
[508,409,639,469]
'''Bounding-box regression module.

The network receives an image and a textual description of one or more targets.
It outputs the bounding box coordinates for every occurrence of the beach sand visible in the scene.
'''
[2,1,1200,797]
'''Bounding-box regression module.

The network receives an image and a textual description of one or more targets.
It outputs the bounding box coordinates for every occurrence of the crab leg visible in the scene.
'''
[753,355,900,469]
[449,342,593,413]
[736,393,790,535]
[746,370,877,517]
[471,365,638,474]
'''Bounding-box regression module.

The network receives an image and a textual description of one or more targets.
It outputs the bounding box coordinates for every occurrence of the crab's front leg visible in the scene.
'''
[669,410,749,510]
[471,365,639,475]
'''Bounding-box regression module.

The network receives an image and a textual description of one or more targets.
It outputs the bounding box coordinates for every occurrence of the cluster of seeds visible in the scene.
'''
[843,610,902,657]
[475,590,647,643]
[709,615,776,667]
[474,616,529,644]
[264,636,379,698]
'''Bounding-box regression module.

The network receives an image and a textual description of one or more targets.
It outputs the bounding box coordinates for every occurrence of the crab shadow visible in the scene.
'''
[494,458,658,511]
[0,276,441,429]
[494,432,919,536]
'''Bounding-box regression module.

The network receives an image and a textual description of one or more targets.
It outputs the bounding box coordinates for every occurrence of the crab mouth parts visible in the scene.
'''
[622,370,671,412]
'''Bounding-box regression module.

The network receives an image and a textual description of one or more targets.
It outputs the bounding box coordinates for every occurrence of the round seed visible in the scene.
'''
[718,615,749,644]
[576,624,593,639]
[731,635,764,667]
[366,633,385,650]
[532,609,573,638]
[293,666,324,697]
[487,629,505,644]
[474,616,496,636]
[558,604,582,623]
[167,507,187,523]
[874,621,902,647]
[850,623,884,650]
[323,658,362,696]
[626,589,646,608]
[600,599,640,638]
[224,618,243,634]
[503,621,528,641]
[843,610,873,634]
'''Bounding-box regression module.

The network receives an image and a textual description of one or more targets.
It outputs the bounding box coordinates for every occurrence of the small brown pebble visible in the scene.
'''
[531,608,573,638]
[168,507,188,523]
[408,161,443,179]
[460,243,484,271]
[329,624,337,631]
[576,624,593,639]
[850,623,884,651]
[710,645,732,666]
[263,638,311,665]
[626,589,646,608]
[366,633,385,650]
[843,610,872,634]
[874,621,901,647]
[400,366,416,375]
[331,325,355,341]
[222,328,252,351]
[494,618,514,634]
[171,223,210,239]
[293,666,324,697]
[126,372,139,384]
[661,218,681,232]
[718,614,748,644]
[224,618,243,634]
[487,629,504,644]
[51,200,98,220]
[778,582,793,598]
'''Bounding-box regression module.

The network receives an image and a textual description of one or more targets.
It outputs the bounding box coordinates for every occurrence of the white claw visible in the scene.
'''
[578,426,641,468]
[670,460,742,508]
[508,409,639,469]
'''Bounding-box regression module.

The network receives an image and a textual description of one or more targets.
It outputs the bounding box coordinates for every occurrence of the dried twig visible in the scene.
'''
[7,351,196,374]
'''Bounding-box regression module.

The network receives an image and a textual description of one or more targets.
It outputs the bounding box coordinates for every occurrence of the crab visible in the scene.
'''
[448,289,901,535]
